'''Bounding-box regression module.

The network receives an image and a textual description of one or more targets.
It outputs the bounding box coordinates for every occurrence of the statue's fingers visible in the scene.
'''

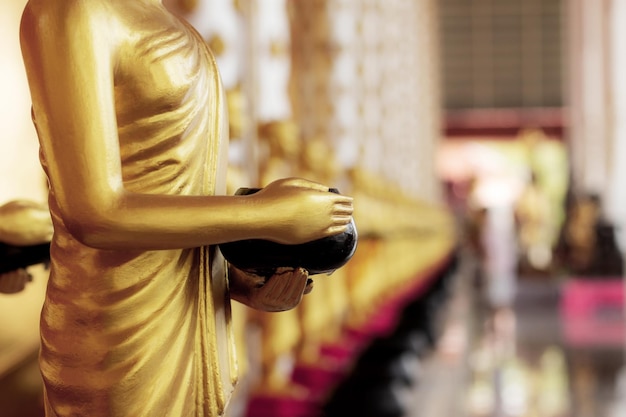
[264,268,300,301]
[333,203,354,215]
[332,195,353,205]
[332,215,353,225]
[260,274,286,299]
[324,224,349,237]
[286,268,309,299]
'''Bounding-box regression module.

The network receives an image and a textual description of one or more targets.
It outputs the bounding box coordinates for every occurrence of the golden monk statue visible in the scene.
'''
[19,1,353,416]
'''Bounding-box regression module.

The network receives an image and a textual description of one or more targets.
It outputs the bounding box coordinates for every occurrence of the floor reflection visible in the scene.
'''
[411,248,625,417]
[466,304,571,417]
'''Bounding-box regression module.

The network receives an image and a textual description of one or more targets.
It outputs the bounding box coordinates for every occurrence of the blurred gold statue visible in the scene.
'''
[0,199,52,294]
[19,1,352,416]
[0,199,52,247]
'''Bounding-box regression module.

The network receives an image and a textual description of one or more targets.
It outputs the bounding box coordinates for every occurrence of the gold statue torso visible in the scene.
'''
[36,3,235,416]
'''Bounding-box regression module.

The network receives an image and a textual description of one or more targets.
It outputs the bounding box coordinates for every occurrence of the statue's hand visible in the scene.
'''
[0,269,33,294]
[229,265,313,312]
[0,200,53,246]
[256,178,353,245]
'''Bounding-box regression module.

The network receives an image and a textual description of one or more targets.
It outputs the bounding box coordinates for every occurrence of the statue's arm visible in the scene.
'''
[20,2,352,251]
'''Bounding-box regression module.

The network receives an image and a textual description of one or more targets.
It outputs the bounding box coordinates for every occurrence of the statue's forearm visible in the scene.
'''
[60,192,276,251]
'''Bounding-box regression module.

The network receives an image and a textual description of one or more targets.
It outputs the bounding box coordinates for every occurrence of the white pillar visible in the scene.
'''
[567,0,611,200]
[607,0,626,249]
[289,0,443,202]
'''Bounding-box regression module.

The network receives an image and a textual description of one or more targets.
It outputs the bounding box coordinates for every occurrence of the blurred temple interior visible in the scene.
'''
[1,0,625,417]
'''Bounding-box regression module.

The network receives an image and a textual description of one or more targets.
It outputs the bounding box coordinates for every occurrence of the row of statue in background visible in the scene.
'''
[226,114,456,413]
[211,17,456,407]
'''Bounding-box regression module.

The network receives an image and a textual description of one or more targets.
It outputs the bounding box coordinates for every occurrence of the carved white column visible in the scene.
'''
[606,0,626,249]
[568,0,626,248]
[567,0,611,199]
[289,0,443,202]
[252,0,292,123]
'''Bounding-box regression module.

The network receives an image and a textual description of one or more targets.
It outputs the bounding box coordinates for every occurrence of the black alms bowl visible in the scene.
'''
[218,187,358,276]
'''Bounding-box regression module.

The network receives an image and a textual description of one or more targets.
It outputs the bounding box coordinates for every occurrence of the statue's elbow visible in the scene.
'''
[61,207,118,249]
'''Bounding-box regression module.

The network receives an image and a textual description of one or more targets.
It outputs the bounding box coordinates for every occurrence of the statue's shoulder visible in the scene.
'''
[21,0,115,34]
[21,0,127,56]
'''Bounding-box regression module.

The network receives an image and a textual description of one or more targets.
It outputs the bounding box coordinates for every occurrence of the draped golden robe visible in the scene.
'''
[36,15,236,417]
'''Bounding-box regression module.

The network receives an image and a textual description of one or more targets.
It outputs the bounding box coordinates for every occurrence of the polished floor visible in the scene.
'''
[1,253,624,417]
[409,253,626,417]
